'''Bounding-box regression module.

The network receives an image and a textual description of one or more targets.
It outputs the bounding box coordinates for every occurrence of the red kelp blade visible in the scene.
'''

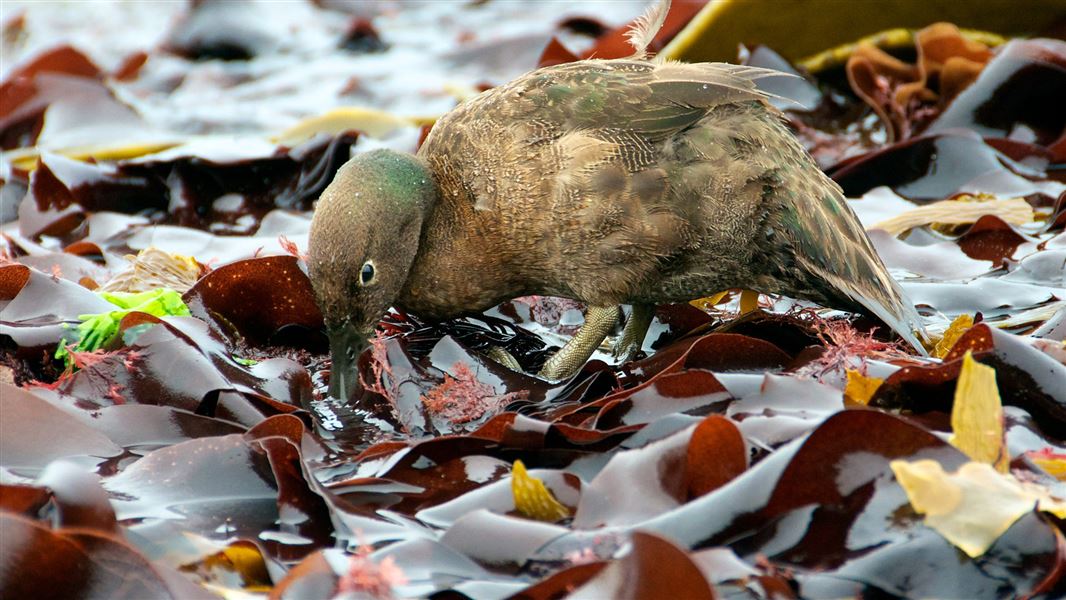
[16,133,356,242]
[930,39,1066,146]
[758,489,1064,597]
[416,465,580,530]
[0,484,51,516]
[509,561,607,600]
[760,411,968,518]
[269,550,336,600]
[954,214,1035,266]
[832,131,1062,202]
[327,408,637,521]
[573,414,746,529]
[866,228,999,281]
[903,276,1057,324]
[550,331,788,427]
[738,410,1064,597]
[102,415,337,563]
[579,0,706,61]
[592,370,732,430]
[614,410,1063,597]
[1008,246,1066,292]
[38,313,309,426]
[183,255,323,350]
[0,512,213,600]
[566,532,714,600]
[0,385,122,474]
[873,323,1066,439]
[685,415,748,499]
[622,332,791,380]
[330,437,510,516]
[33,461,120,533]
[533,0,704,68]
[441,509,571,572]
[78,404,246,455]
[1,45,101,149]
[0,458,212,598]
[529,412,963,564]
[15,251,111,289]
[20,152,159,242]
[536,37,580,68]
[726,375,846,449]
[0,263,115,360]
[572,426,693,529]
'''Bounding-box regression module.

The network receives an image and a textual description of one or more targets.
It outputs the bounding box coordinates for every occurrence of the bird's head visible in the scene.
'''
[308,149,436,400]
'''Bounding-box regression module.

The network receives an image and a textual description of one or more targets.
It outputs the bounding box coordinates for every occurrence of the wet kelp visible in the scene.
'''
[3,4,1066,599]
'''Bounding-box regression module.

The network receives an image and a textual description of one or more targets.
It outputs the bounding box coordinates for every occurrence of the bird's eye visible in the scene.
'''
[359,261,375,285]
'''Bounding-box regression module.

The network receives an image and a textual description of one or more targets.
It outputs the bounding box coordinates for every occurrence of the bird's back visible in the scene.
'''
[409,58,926,351]
[413,59,784,305]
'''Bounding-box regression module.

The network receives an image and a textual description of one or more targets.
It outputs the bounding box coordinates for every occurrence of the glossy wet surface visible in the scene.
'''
[2,3,1066,598]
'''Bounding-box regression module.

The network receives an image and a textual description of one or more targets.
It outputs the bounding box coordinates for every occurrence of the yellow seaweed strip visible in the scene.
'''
[844,369,883,406]
[1029,451,1066,481]
[870,196,1033,237]
[892,460,1033,558]
[949,352,1007,472]
[738,290,760,314]
[511,460,570,522]
[933,314,974,359]
[272,107,413,145]
[690,290,730,311]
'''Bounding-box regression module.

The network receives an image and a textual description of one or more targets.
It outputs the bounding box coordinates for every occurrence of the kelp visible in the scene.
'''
[2,2,1066,599]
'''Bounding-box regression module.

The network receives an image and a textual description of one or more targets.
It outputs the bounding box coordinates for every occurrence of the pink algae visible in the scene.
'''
[335,544,407,600]
[420,362,527,424]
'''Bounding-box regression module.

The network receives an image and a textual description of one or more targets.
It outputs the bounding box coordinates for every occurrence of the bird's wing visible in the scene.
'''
[510,59,787,147]
[423,59,791,206]
[416,59,794,305]
[519,60,929,349]
[507,60,791,302]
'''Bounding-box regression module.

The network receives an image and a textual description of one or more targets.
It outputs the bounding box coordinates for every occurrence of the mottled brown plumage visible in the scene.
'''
[309,0,928,398]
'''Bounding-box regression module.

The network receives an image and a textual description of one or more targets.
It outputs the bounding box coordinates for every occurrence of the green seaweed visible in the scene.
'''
[55,288,191,368]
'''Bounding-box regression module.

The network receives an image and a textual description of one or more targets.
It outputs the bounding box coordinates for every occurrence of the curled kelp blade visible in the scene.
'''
[660,0,1062,63]
[797,26,1003,75]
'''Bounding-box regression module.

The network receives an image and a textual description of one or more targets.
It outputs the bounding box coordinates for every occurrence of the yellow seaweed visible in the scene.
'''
[511,460,570,522]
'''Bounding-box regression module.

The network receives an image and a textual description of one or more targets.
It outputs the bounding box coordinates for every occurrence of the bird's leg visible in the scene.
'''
[538,305,618,381]
[482,345,522,372]
[612,303,654,363]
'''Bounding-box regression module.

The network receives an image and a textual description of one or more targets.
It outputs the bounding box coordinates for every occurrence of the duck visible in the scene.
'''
[308,0,929,400]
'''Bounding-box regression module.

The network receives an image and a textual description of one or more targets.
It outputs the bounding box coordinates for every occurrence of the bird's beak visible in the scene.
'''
[328,321,368,401]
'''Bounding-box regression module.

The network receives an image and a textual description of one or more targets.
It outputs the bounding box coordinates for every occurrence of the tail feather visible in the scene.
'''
[753,111,930,355]
[626,0,671,60]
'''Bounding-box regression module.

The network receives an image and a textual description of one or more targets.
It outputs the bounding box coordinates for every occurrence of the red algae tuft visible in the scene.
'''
[336,543,407,600]
[420,362,527,424]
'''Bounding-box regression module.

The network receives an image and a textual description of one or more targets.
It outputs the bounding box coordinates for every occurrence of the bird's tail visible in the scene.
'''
[763,117,929,353]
